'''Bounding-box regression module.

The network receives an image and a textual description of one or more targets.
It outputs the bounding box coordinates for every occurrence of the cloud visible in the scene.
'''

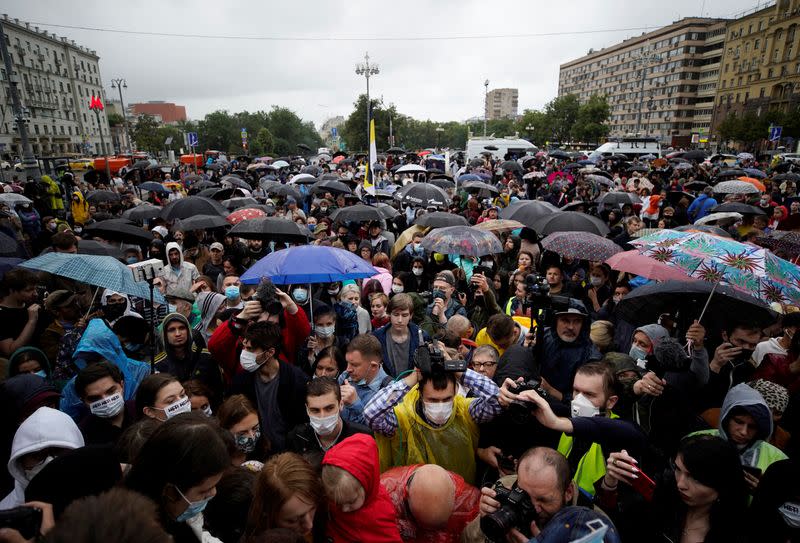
[4,0,758,128]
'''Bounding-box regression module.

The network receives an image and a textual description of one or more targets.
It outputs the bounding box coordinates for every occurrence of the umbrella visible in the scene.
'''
[223,197,259,210]
[500,161,523,173]
[626,165,650,173]
[396,164,428,175]
[229,217,309,243]
[430,178,455,190]
[666,191,695,206]
[272,160,290,169]
[458,174,483,183]
[737,177,767,192]
[461,181,500,196]
[0,257,23,279]
[561,201,598,212]
[541,231,622,261]
[717,169,747,178]
[329,204,385,223]
[615,280,776,328]
[499,200,559,226]
[532,211,610,236]
[473,219,526,233]
[0,193,32,205]
[311,179,353,196]
[86,191,120,205]
[684,180,709,190]
[737,152,755,161]
[674,225,733,238]
[596,192,641,207]
[606,250,699,282]
[631,230,800,304]
[138,182,169,195]
[681,150,708,161]
[774,173,800,182]
[548,150,570,160]
[190,180,218,190]
[755,231,800,258]
[178,214,230,230]
[159,196,228,220]
[386,147,406,155]
[710,202,766,216]
[241,245,378,288]
[743,168,766,179]
[673,163,694,171]
[420,226,503,257]
[290,173,317,185]
[221,176,252,190]
[204,163,222,171]
[469,158,486,168]
[695,212,743,226]
[375,203,400,219]
[20,253,165,303]
[266,185,302,201]
[84,219,153,244]
[227,208,267,225]
[0,232,19,256]
[394,184,450,208]
[76,240,125,258]
[415,212,469,229]
[713,180,761,195]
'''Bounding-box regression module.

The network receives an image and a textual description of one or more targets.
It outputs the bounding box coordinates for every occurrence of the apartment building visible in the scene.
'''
[485,88,519,120]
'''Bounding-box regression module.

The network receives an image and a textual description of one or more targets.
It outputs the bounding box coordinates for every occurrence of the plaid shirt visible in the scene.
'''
[363,368,501,436]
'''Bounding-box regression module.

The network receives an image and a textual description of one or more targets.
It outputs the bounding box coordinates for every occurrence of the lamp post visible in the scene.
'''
[435,126,444,149]
[483,79,490,137]
[88,96,111,181]
[355,52,379,152]
[110,78,132,156]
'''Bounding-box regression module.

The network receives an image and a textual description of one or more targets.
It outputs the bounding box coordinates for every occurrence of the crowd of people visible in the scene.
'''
[0,146,797,543]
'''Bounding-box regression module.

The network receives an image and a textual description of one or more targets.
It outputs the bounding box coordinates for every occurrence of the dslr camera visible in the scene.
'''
[413,341,467,374]
[507,378,549,423]
[523,274,571,324]
[480,481,537,542]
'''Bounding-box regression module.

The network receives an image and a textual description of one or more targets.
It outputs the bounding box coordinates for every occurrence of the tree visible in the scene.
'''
[197,110,238,153]
[573,95,611,144]
[252,127,275,156]
[130,114,161,154]
[515,109,550,146]
[544,94,580,143]
[107,112,124,128]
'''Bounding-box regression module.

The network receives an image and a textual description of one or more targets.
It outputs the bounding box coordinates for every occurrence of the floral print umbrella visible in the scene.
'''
[631,230,800,305]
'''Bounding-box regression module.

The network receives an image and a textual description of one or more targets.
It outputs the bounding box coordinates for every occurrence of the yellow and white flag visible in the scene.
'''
[364,119,377,196]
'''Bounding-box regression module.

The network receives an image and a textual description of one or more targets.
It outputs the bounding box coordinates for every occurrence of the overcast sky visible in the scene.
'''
[5,0,762,128]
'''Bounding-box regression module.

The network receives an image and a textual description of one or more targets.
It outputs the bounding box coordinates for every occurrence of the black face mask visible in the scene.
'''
[103,302,126,321]
[734,348,755,365]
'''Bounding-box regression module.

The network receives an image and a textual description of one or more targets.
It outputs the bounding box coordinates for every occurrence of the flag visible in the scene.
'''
[364,118,377,196]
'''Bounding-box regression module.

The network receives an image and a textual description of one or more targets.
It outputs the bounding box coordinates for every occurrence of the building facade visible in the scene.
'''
[485,88,519,120]
[558,17,726,147]
[0,14,111,159]
[130,101,187,124]
[712,0,800,138]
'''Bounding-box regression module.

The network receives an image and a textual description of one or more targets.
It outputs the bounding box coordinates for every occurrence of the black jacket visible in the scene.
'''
[286,419,373,468]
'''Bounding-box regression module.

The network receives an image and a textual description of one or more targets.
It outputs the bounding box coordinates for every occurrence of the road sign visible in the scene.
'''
[164,136,173,146]
[769,125,783,142]
[331,127,338,138]
[187,132,198,147]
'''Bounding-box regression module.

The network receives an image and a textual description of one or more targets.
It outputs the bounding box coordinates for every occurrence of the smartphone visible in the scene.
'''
[629,469,657,502]
[742,465,762,478]
[0,506,42,540]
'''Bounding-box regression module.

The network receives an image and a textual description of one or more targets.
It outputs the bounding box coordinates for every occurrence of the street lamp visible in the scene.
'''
[110,78,132,156]
[355,52,379,152]
[88,96,111,180]
[484,79,490,137]
[435,126,444,149]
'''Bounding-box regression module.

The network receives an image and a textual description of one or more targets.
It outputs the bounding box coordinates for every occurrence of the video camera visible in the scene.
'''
[412,331,467,375]
[506,377,550,422]
[523,274,571,322]
[480,481,538,542]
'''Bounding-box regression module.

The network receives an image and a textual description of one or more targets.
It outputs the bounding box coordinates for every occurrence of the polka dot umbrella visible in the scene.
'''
[227,207,267,225]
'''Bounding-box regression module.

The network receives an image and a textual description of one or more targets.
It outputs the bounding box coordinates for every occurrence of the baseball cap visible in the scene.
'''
[44,290,78,312]
[210,242,224,252]
[434,271,456,287]
[554,306,587,318]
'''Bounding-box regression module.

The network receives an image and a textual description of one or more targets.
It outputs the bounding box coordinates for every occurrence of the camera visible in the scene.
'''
[432,288,446,301]
[507,378,549,423]
[413,341,467,374]
[480,481,537,542]
[523,274,571,324]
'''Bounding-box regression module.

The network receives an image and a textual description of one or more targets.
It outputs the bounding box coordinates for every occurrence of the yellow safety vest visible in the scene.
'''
[376,385,479,484]
[557,412,619,496]
[689,429,788,473]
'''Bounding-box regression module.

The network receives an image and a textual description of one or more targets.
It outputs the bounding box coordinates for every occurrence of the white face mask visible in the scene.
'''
[423,401,453,425]
[779,501,800,528]
[316,324,335,338]
[201,405,213,417]
[240,350,264,372]
[570,393,600,418]
[89,392,124,418]
[589,276,603,287]
[412,267,423,276]
[24,455,55,482]
[308,411,340,436]
[392,284,404,294]
[162,396,192,419]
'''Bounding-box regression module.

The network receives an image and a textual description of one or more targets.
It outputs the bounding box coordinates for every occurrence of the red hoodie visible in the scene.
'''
[322,434,401,543]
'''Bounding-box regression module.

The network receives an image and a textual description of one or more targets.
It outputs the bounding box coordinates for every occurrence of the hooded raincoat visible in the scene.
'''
[71,191,90,226]
[161,242,199,295]
[322,434,402,543]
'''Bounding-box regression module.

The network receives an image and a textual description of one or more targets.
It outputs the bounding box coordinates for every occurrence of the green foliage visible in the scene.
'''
[130,114,161,154]
[573,95,611,144]
[106,112,125,128]
[252,127,275,156]
[545,94,581,143]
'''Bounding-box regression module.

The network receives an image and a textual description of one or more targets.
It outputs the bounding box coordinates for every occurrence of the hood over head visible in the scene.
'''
[8,407,84,487]
[165,241,184,267]
[635,324,670,351]
[160,312,193,353]
[719,383,773,445]
[0,374,60,421]
[196,292,226,334]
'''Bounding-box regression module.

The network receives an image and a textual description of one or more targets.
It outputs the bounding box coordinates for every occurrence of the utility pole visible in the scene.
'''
[88,96,111,180]
[0,22,40,180]
[483,79,490,137]
[355,53,379,152]
[110,78,132,155]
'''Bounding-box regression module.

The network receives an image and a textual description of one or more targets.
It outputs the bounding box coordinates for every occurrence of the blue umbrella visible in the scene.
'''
[241,246,378,285]
[0,257,22,280]
[458,174,482,182]
[743,168,766,179]
[139,181,169,194]
[20,253,166,303]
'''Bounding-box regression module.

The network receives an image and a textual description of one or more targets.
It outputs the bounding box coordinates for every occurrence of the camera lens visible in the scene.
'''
[480,508,518,542]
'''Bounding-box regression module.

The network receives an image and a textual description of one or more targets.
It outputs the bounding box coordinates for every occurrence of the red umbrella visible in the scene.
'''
[332,155,345,165]
[418,150,432,157]
[606,250,700,282]
[227,208,266,225]
[547,171,574,184]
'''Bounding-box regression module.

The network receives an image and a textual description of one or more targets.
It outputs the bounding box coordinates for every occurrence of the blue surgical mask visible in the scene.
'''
[34,370,47,378]
[124,342,142,352]
[292,288,309,304]
[175,486,213,523]
[629,345,648,361]
[126,256,138,264]
[224,286,240,300]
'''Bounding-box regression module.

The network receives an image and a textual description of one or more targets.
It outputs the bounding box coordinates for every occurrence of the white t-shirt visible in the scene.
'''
[752,337,787,367]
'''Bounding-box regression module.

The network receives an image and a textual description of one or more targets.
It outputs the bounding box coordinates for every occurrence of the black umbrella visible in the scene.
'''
[183,173,202,183]
[266,184,302,201]
[616,280,776,328]
[608,154,629,161]
[139,181,169,194]
[500,161,523,173]
[386,147,405,155]
[774,172,800,182]
[122,203,162,222]
[499,200,559,226]
[681,150,708,161]
[197,187,222,199]
[461,180,500,196]
[302,165,322,176]
[86,191,120,205]
[532,211,610,236]
[297,143,312,152]
[329,204,385,223]
[548,150,570,160]
[484,145,499,151]
[561,200,598,212]
[0,232,19,256]
[311,179,353,196]
[710,202,766,216]
[666,191,695,205]
[221,176,251,190]
[205,163,222,171]
[178,214,229,230]
[415,211,469,228]
[394,184,450,208]
[684,180,709,190]
[376,203,399,219]
[228,217,309,242]
[84,219,153,244]
[131,160,152,170]
[223,197,259,210]
[716,169,746,178]
[77,240,124,258]
[429,178,455,190]
[159,196,228,220]
[626,165,650,173]
[596,192,641,207]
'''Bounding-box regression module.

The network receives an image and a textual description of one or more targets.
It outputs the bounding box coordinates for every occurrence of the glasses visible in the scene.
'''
[472,361,497,370]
